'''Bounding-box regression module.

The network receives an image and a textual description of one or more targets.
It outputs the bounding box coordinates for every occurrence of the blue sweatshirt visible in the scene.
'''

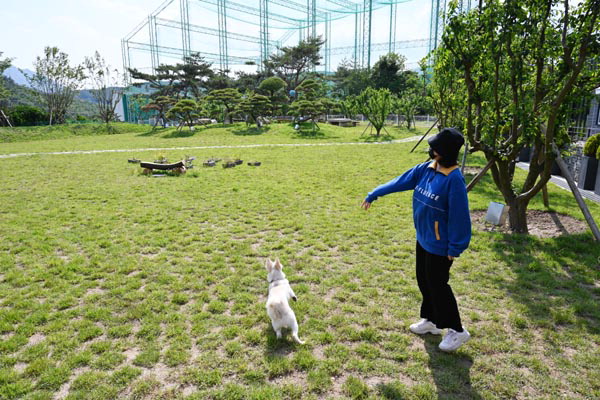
[365,161,471,257]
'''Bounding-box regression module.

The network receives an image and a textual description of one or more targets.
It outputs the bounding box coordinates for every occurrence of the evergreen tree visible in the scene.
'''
[166,99,200,131]
[264,36,325,89]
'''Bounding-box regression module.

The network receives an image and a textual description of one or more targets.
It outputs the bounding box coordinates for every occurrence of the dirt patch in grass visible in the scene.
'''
[462,166,483,176]
[472,210,588,238]
[27,333,46,346]
[85,288,105,296]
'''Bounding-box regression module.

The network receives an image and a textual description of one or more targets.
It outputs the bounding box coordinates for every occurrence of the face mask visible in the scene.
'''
[428,148,436,160]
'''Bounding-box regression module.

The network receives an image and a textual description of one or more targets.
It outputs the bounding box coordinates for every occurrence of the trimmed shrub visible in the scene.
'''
[8,105,48,126]
[583,133,600,158]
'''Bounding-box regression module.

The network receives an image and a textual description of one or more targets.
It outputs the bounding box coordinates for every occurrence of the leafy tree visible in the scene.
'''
[198,98,222,120]
[370,53,406,93]
[258,76,287,114]
[320,98,340,120]
[237,92,271,129]
[166,99,200,131]
[258,76,286,98]
[264,36,325,89]
[0,52,12,107]
[339,95,360,119]
[205,88,242,124]
[355,87,393,138]
[394,91,421,129]
[83,51,124,126]
[331,59,370,98]
[432,0,600,233]
[27,46,85,125]
[207,69,234,90]
[141,96,175,129]
[288,78,326,133]
[232,71,264,93]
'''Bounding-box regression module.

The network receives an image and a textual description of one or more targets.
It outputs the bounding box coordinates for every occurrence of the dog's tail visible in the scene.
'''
[292,332,305,345]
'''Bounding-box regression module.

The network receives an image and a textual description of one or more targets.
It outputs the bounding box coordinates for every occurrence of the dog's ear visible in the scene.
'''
[264,258,273,272]
[274,258,282,271]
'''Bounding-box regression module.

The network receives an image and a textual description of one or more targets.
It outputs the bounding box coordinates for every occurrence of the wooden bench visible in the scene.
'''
[328,118,358,127]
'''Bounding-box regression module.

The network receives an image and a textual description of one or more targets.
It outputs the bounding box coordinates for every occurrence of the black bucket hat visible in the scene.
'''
[428,127,465,165]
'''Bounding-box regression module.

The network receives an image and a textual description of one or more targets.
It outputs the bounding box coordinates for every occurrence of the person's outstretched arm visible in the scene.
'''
[362,163,425,209]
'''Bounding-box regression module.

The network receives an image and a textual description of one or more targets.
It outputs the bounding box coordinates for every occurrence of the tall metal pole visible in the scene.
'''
[260,0,269,69]
[306,0,316,40]
[311,0,317,39]
[354,4,359,68]
[389,2,397,54]
[217,0,229,71]
[367,0,372,68]
[180,0,191,58]
[361,0,367,67]
[325,13,331,73]
[121,39,131,84]
[149,15,160,73]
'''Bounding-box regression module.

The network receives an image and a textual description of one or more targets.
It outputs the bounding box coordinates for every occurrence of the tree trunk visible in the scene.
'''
[489,157,530,233]
[507,197,529,234]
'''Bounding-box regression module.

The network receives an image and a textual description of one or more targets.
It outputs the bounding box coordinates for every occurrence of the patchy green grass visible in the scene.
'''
[0,121,418,155]
[0,123,599,399]
[0,123,151,143]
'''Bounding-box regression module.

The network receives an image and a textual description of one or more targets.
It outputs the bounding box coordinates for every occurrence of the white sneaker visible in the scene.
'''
[409,319,442,335]
[439,328,470,352]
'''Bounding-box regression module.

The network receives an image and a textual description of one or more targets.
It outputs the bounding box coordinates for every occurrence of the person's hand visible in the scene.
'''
[361,200,371,210]
[447,256,454,261]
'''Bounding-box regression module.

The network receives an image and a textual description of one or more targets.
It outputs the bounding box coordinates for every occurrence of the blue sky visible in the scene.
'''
[1,0,431,74]
[1,0,155,70]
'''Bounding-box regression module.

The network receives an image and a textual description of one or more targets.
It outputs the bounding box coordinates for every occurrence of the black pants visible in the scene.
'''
[416,241,463,331]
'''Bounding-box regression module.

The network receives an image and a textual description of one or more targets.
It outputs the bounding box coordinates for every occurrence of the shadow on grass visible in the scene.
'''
[289,129,341,141]
[464,159,600,333]
[136,127,172,137]
[423,335,481,400]
[489,232,600,334]
[374,335,480,399]
[361,133,396,142]
[162,128,200,138]
[263,326,300,356]
[231,126,271,136]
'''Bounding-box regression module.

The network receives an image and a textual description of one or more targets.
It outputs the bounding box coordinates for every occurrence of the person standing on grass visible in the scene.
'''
[361,127,472,352]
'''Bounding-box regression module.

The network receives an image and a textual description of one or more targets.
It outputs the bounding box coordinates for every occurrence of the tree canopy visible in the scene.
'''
[237,92,271,129]
[355,87,393,138]
[128,53,213,99]
[432,0,600,233]
[166,99,200,131]
[205,88,242,124]
[84,51,124,126]
[264,36,325,90]
[0,52,12,107]
[28,46,85,125]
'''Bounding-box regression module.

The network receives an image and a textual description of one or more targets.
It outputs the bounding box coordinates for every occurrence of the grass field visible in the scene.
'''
[1,122,599,399]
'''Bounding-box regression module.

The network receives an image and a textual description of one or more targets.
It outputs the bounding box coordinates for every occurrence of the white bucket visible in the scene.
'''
[485,202,509,225]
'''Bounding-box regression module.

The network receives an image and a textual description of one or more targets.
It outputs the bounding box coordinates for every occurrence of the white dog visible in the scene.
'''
[265,258,305,344]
